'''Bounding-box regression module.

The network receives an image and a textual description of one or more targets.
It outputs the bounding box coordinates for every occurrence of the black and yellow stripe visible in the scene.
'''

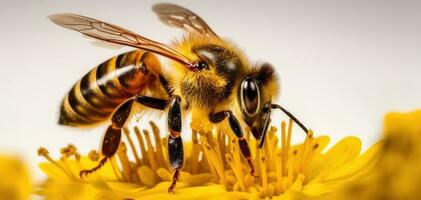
[59,50,161,126]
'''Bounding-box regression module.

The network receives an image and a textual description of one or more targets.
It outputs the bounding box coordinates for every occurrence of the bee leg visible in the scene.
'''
[80,95,169,178]
[167,96,183,193]
[209,111,257,178]
[159,74,174,96]
[137,95,177,191]
[80,99,134,178]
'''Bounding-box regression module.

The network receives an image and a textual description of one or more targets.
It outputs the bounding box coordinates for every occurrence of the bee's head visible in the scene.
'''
[239,63,279,143]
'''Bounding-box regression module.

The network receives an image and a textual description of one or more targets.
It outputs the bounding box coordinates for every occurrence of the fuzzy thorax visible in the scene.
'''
[169,35,252,108]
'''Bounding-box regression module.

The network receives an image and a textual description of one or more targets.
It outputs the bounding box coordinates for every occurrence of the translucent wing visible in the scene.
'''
[152,3,219,38]
[82,35,124,50]
[49,13,196,69]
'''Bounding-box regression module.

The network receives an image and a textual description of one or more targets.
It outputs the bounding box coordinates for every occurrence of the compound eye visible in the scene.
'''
[241,78,260,116]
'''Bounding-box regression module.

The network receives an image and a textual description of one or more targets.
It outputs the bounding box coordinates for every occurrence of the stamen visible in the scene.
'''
[275,151,283,194]
[162,137,169,168]
[60,155,79,180]
[88,150,99,161]
[201,137,226,185]
[226,153,246,191]
[123,127,141,165]
[190,129,200,174]
[254,142,262,178]
[74,152,85,173]
[246,127,251,142]
[216,129,226,173]
[265,127,277,172]
[37,147,49,157]
[287,160,294,184]
[38,120,328,198]
[143,130,158,172]
[74,153,81,162]
[60,144,76,158]
[38,147,78,181]
[117,142,132,182]
[110,156,123,181]
[286,118,293,153]
[134,127,148,166]
[299,130,314,176]
[150,121,166,168]
[281,121,287,176]
[260,152,269,197]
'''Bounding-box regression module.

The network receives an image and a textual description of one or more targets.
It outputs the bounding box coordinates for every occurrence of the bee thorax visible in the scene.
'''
[180,72,233,108]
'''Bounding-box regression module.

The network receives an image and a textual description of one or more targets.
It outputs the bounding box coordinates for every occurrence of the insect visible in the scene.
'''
[50,3,309,192]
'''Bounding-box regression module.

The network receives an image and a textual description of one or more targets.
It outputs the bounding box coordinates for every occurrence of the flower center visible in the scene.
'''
[39,119,320,198]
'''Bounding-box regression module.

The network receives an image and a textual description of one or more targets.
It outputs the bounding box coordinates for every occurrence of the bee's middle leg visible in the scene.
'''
[80,95,168,178]
[209,111,257,177]
[166,95,184,193]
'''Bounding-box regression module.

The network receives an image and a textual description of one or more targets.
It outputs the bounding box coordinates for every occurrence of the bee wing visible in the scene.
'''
[49,13,196,69]
[152,3,219,38]
[81,35,124,50]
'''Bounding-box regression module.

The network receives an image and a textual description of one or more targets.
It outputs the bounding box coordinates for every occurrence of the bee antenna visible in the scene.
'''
[271,104,309,134]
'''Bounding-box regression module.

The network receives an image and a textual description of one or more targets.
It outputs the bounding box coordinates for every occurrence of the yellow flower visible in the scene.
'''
[0,155,31,200]
[37,120,381,199]
[327,110,421,200]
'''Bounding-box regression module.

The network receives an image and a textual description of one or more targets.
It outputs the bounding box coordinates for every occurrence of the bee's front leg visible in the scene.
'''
[209,111,257,178]
[167,95,183,193]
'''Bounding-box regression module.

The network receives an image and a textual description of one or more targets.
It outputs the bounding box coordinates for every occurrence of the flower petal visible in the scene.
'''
[0,155,31,200]
[321,140,382,183]
[134,184,228,200]
[309,137,361,182]
[39,162,70,181]
[302,182,330,196]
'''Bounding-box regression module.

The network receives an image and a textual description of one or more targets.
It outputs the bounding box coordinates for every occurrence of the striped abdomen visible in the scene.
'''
[59,50,161,126]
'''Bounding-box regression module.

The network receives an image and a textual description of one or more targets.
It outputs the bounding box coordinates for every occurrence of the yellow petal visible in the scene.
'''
[320,140,383,183]
[185,173,213,186]
[384,110,421,136]
[40,156,118,182]
[309,137,361,182]
[92,181,147,199]
[134,184,227,200]
[0,155,31,200]
[129,181,187,197]
[302,182,330,196]
[39,181,100,200]
[39,162,71,181]
[207,191,251,200]
[287,173,305,192]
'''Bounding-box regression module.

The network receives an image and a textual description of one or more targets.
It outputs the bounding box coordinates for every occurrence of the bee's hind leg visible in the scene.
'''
[79,99,134,178]
[209,111,257,178]
[80,95,169,178]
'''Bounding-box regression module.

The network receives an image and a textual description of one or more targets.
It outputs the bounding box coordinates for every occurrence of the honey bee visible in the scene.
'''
[50,3,308,192]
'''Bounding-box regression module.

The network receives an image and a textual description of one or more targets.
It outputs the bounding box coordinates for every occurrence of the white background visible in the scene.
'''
[0,0,420,181]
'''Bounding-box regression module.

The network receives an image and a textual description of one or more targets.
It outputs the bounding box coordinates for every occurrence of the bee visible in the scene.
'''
[50,3,308,192]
